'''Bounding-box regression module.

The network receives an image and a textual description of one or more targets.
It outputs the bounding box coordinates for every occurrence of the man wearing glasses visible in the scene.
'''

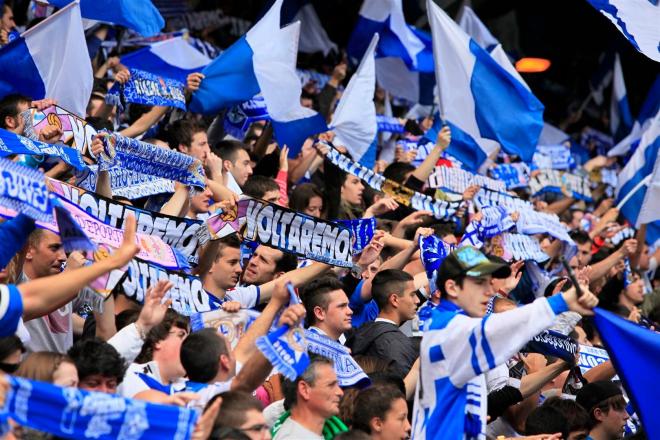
[411,246,599,440]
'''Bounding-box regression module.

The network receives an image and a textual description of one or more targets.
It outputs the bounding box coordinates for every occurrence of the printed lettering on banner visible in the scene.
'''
[22,106,97,156]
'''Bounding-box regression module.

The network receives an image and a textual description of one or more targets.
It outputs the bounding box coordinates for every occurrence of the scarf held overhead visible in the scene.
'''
[199,198,354,267]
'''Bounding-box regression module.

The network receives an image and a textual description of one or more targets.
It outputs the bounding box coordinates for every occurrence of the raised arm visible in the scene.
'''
[258,262,331,304]
[19,216,140,321]
[410,125,450,184]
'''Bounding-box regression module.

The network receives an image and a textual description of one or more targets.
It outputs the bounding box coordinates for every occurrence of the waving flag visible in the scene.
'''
[638,147,660,227]
[0,2,92,117]
[330,34,378,167]
[46,0,164,37]
[610,54,634,142]
[427,0,544,167]
[594,308,660,440]
[616,112,660,245]
[585,0,660,62]
[121,36,211,83]
[609,74,660,157]
[190,0,327,155]
[348,0,435,104]
[458,5,499,51]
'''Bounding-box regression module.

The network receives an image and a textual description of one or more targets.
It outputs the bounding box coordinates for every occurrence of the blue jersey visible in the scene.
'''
[412,295,568,439]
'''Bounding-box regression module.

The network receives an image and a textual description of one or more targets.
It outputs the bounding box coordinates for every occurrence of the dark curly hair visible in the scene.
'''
[67,338,126,384]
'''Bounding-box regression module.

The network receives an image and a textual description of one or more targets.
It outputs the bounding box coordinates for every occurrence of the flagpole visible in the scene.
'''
[615,174,652,210]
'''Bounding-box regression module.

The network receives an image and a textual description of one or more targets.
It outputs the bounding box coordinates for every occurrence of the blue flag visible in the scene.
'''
[47,0,164,37]
[594,308,660,440]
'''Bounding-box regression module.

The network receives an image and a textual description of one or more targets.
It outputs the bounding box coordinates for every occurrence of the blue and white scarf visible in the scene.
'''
[1,376,198,440]
[75,165,175,200]
[305,329,371,388]
[501,233,549,263]
[528,169,593,202]
[489,163,530,189]
[323,144,462,220]
[427,165,506,193]
[376,115,404,134]
[189,308,261,348]
[0,157,52,222]
[256,324,310,381]
[97,132,205,190]
[336,217,376,252]
[419,234,454,291]
[0,128,87,171]
[532,145,575,170]
[106,68,187,111]
[223,96,270,140]
[523,330,579,363]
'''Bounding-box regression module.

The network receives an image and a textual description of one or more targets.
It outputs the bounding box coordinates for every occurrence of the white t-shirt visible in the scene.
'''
[226,285,260,309]
[119,361,186,398]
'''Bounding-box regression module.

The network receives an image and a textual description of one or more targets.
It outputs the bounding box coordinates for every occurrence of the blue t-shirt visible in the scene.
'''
[349,280,379,329]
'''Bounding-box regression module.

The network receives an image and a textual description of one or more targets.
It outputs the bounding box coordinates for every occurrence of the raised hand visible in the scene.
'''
[136,280,174,333]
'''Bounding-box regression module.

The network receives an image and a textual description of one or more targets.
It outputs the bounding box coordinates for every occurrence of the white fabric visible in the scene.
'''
[23,2,92,117]
[427,0,499,157]
[375,57,420,103]
[331,34,378,163]
[457,5,499,50]
[295,4,337,56]
[638,139,660,225]
[225,285,260,309]
[610,53,628,134]
[539,122,570,145]
[247,1,318,124]
[149,37,211,69]
[595,0,660,62]
[108,323,144,366]
[489,44,529,91]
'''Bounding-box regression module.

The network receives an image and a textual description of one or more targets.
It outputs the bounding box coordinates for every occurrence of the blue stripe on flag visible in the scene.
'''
[271,113,328,158]
[0,37,46,101]
[189,36,260,115]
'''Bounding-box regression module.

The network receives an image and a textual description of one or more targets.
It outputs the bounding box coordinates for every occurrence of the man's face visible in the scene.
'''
[361,259,381,281]
[597,404,629,439]
[451,275,495,317]
[181,131,209,164]
[1,6,15,32]
[78,374,119,394]
[4,101,29,133]
[154,326,189,378]
[243,245,282,286]
[395,280,420,322]
[577,241,592,267]
[317,290,353,335]
[302,363,343,419]
[237,408,271,440]
[210,246,243,290]
[228,149,253,187]
[379,397,411,440]
[26,230,66,278]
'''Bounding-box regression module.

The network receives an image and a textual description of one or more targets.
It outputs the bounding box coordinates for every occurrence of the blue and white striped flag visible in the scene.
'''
[585,0,660,62]
[427,0,544,168]
[610,54,634,142]
[0,2,92,117]
[190,0,327,156]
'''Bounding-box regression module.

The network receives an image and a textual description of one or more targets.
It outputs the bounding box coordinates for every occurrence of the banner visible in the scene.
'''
[528,169,593,202]
[223,96,270,140]
[199,198,354,267]
[97,132,205,190]
[495,233,549,263]
[577,344,610,374]
[117,258,222,316]
[323,145,462,220]
[489,163,529,189]
[49,180,202,265]
[376,115,404,133]
[106,68,187,111]
[21,105,97,156]
[75,165,176,200]
[189,308,261,348]
[0,158,52,222]
[256,324,309,381]
[2,375,198,440]
[53,194,188,270]
[473,187,534,212]
[427,165,506,193]
[0,127,87,171]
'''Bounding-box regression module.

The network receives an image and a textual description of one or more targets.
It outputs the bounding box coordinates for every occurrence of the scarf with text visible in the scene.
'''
[528,169,593,202]
[0,157,52,222]
[523,330,579,363]
[49,180,202,265]
[336,217,376,252]
[323,144,462,220]
[0,127,87,171]
[489,163,530,189]
[223,96,270,140]
[198,198,354,267]
[1,375,198,440]
[97,132,205,191]
[75,165,176,200]
[427,165,506,193]
[106,68,186,111]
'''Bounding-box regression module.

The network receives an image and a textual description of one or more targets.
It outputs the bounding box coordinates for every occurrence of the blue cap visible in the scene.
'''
[0,284,23,337]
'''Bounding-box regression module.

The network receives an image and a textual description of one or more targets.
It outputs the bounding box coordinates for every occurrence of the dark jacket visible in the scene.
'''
[346,321,418,378]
